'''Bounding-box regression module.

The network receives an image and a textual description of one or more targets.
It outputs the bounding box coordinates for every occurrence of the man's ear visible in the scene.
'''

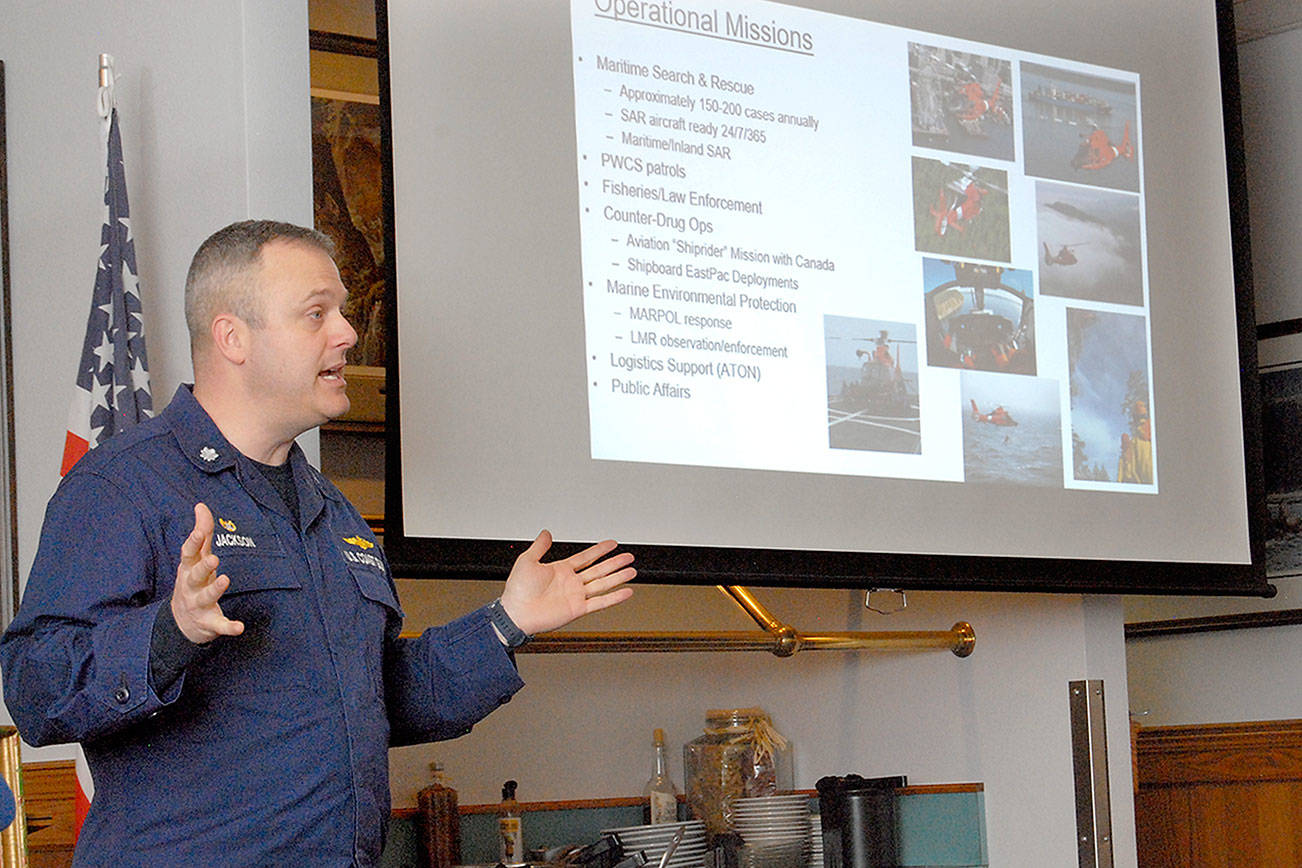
[210,313,249,365]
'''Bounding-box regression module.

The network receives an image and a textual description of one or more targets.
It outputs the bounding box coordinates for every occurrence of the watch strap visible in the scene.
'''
[488,598,531,648]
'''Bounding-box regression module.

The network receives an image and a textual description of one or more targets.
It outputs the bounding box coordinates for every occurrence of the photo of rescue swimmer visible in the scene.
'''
[909,42,1014,161]
[1022,62,1140,193]
[961,370,1064,487]
[912,157,1011,262]
[1066,307,1154,485]
[1036,180,1144,306]
[825,315,921,454]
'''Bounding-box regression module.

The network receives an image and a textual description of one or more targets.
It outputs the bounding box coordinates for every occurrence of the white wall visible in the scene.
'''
[0,3,1142,865]
[1123,25,1302,729]
[0,0,313,746]
[1242,25,1302,326]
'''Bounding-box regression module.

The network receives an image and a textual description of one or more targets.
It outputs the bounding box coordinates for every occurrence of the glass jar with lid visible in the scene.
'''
[683,707,792,835]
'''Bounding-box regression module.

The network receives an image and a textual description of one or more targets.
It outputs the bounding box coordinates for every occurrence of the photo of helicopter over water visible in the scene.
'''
[908,42,1014,160]
[825,315,921,454]
[923,258,1036,376]
[1022,62,1140,193]
[961,370,1064,487]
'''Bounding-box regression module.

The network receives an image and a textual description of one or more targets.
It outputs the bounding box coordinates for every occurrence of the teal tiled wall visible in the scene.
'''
[382,791,986,868]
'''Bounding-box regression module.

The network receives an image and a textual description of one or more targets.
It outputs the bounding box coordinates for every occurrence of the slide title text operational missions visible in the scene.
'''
[591,1,815,53]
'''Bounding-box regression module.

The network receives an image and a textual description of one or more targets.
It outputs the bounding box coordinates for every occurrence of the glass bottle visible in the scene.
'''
[683,707,792,835]
[416,762,461,868]
[644,727,680,824]
[498,779,525,865]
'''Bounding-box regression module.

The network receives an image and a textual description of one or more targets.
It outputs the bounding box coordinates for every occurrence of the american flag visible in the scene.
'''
[59,106,152,477]
[62,103,152,838]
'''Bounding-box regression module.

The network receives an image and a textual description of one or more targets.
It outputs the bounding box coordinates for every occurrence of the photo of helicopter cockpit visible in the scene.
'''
[923,258,1036,376]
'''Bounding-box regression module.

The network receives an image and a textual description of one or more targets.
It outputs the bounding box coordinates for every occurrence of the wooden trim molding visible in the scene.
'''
[26,758,982,834]
[1125,609,1302,639]
[1137,718,1302,787]
[308,30,378,58]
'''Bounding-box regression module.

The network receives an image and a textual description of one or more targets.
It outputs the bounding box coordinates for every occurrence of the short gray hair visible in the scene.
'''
[184,220,335,351]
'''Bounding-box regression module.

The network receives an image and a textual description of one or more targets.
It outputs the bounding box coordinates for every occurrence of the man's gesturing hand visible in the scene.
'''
[498,531,635,637]
[171,503,245,644]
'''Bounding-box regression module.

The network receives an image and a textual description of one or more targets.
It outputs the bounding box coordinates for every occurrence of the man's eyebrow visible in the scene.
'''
[301,285,348,303]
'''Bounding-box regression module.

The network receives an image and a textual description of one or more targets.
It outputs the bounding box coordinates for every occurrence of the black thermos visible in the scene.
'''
[815,774,905,868]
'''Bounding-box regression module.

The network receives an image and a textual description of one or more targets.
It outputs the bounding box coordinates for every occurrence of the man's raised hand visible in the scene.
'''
[498,531,635,637]
[171,503,245,644]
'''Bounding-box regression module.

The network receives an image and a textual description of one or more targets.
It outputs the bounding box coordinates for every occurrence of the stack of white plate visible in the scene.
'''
[807,813,824,868]
[731,795,812,868]
[602,820,708,868]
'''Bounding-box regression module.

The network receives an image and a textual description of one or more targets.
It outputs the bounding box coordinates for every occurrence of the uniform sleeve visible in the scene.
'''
[383,605,525,747]
[0,472,185,746]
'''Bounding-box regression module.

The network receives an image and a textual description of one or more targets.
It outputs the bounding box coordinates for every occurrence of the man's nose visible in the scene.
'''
[336,311,358,349]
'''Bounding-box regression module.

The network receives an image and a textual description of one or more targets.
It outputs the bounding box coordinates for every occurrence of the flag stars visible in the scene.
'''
[62,110,152,475]
[131,355,150,390]
[120,262,141,301]
[92,333,114,372]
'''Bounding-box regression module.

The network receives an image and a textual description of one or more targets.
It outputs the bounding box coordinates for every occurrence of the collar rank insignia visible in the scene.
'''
[343,535,375,550]
[199,446,219,462]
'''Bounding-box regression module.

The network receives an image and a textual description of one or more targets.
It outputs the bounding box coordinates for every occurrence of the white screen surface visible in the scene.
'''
[384,0,1257,578]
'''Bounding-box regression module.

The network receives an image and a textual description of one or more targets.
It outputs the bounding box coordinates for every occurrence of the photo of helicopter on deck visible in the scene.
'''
[912,157,1011,261]
[825,315,922,454]
[908,42,1014,161]
[1036,180,1144,306]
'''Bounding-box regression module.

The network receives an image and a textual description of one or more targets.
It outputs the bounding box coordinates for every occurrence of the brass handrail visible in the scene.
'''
[518,586,975,658]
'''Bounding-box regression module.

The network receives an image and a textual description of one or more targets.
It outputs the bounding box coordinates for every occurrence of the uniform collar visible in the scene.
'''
[164,384,332,523]
[166,384,239,474]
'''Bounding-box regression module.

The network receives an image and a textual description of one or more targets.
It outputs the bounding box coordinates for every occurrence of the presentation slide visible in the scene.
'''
[572,2,1153,491]
[383,0,1256,581]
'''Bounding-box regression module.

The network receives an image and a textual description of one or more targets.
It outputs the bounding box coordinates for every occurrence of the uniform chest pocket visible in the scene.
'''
[348,565,401,616]
[209,550,305,678]
[345,566,402,699]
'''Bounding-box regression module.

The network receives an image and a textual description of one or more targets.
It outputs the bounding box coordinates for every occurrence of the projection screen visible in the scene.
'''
[378,0,1269,594]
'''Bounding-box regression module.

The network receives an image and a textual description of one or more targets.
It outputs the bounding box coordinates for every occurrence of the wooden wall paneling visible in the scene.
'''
[1188,783,1252,863]
[1136,719,1302,866]
[1253,781,1302,866]
[1135,786,1191,867]
[20,761,75,866]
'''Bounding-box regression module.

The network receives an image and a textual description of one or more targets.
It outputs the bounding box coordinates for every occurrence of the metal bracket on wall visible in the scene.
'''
[518,585,975,658]
[1069,679,1115,868]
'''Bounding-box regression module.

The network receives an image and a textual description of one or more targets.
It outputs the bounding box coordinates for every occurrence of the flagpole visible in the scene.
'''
[97,54,114,138]
[65,49,154,841]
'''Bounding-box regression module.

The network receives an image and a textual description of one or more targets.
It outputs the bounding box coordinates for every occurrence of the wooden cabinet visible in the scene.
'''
[1135,719,1302,866]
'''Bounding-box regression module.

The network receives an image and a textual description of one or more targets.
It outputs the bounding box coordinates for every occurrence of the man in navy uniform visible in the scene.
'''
[1,220,636,866]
